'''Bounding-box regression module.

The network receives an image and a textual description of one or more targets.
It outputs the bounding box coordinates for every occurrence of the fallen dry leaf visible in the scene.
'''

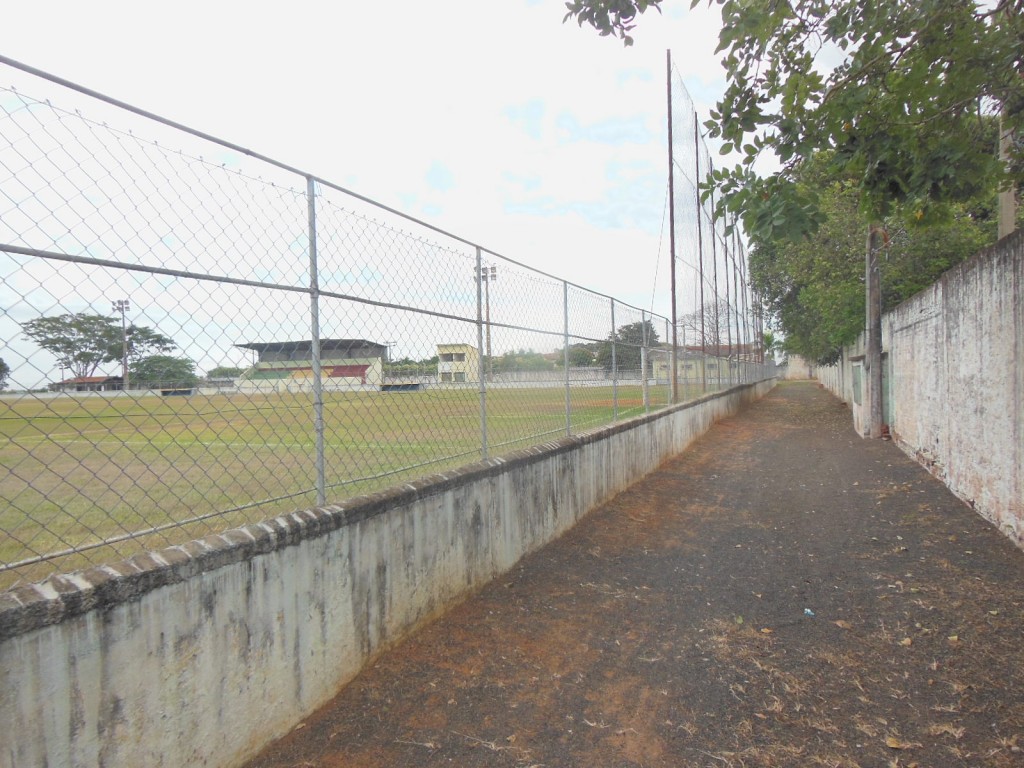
[899,637,913,647]
[886,736,908,749]
[835,620,852,630]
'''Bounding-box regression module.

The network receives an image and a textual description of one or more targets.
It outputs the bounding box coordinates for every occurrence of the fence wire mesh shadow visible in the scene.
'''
[0,59,774,590]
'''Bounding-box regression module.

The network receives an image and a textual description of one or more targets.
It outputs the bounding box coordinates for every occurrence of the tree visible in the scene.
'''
[0,358,9,390]
[494,349,554,373]
[596,320,659,372]
[383,357,434,378]
[568,1,1023,234]
[22,313,176,379]
[207,366,246,379]
[678,300,733,349]
[554,343,599,367]
[563,0,662,45]
[569,0,1024,436]
[129,355,198,388]
[762,331,781,362]
[750,156,992,364]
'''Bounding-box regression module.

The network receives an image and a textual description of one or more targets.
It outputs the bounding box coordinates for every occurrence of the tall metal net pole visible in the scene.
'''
[730,227,742,383]
[709,182,721,388]
[738,231,751,378]
[694,112,707,393]
[723,220,733,386]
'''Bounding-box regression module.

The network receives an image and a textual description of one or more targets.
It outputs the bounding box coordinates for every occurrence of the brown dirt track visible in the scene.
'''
[245,381,1024,768]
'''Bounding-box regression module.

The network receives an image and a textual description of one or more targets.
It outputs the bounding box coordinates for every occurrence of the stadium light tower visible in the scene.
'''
[112,298,130,391]
[477,265,497,380]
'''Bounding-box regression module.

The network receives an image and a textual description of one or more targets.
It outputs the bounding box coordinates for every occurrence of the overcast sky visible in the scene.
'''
[1,1,731,384]
[3,0,726,291]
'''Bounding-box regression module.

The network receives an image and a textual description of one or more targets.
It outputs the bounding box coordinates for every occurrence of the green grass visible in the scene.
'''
[0,381,717,587]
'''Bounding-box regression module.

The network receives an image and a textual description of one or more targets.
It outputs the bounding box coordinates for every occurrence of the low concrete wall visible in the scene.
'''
[0,379,775,768]
[819,231,1023,546]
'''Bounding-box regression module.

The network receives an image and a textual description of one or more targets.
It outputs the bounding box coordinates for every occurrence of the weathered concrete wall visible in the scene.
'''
[0,380,775,768]
[781,354,817,380]
[819,231,1023,546]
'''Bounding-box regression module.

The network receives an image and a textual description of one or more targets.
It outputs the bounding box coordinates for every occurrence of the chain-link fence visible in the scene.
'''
[0,57,773,590]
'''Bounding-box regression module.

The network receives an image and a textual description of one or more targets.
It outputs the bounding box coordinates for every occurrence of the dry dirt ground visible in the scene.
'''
[245,381,1024,768]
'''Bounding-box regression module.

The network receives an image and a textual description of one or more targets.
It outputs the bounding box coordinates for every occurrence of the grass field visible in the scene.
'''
[0,381,716,588]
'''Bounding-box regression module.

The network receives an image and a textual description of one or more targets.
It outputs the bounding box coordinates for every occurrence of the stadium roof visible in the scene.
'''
[235,339,387,354]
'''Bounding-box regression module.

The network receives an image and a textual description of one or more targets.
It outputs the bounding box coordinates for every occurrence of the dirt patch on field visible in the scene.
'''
[245,382,1024,768]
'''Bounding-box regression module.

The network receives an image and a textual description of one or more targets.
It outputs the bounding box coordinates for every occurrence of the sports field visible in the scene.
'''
[0,381,717,587]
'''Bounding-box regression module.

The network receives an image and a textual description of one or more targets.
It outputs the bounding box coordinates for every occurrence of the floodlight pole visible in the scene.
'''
[478,265,496,381]
[475,248,488,459]
[112,298,130,391]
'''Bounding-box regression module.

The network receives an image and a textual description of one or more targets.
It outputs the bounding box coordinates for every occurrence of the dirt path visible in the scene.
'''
[245,381,1024,767]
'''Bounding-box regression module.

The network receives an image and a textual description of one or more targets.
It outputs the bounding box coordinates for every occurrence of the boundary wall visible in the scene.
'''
[819,231,1023,545]
[0,379,775,768]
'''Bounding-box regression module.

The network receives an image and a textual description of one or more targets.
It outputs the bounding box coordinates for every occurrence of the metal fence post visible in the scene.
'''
[564,280,571,437]
[476,248,488,459]
[665,317,672,403]
[611,299,618,421]
[641,309,650,413]
[307,176,326,506]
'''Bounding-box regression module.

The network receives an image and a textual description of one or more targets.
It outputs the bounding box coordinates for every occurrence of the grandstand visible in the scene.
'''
[235,339,387,392]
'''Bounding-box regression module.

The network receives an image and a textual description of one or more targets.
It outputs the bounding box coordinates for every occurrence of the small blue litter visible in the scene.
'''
[804,608,815,617]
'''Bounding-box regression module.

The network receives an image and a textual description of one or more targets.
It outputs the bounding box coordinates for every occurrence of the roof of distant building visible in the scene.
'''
[235,339,387,354]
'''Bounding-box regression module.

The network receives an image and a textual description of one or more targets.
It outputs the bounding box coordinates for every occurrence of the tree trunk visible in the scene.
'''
[998,112,1017,240]
[865,224,884,438]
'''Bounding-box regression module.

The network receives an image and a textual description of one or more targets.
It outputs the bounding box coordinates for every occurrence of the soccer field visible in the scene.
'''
[0,381,712,586]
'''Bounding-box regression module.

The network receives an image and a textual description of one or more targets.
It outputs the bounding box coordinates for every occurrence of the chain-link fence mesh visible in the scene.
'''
[0,59,773,590]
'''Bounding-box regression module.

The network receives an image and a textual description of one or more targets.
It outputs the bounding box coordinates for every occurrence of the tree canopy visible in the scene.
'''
[596,319,660,371]
[563,0,662,45]
[494,349,554,373]
[750,155,993,363]
[22,312,176,379]
[129,355,198,388]
[678,300,733,348]
[566,0,1024,240]
[206,366,246,380]
[0,358,9,390]
[565,343,598,367]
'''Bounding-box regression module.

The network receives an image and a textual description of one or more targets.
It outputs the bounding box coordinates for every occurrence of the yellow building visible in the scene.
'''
[436,343,480,384]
